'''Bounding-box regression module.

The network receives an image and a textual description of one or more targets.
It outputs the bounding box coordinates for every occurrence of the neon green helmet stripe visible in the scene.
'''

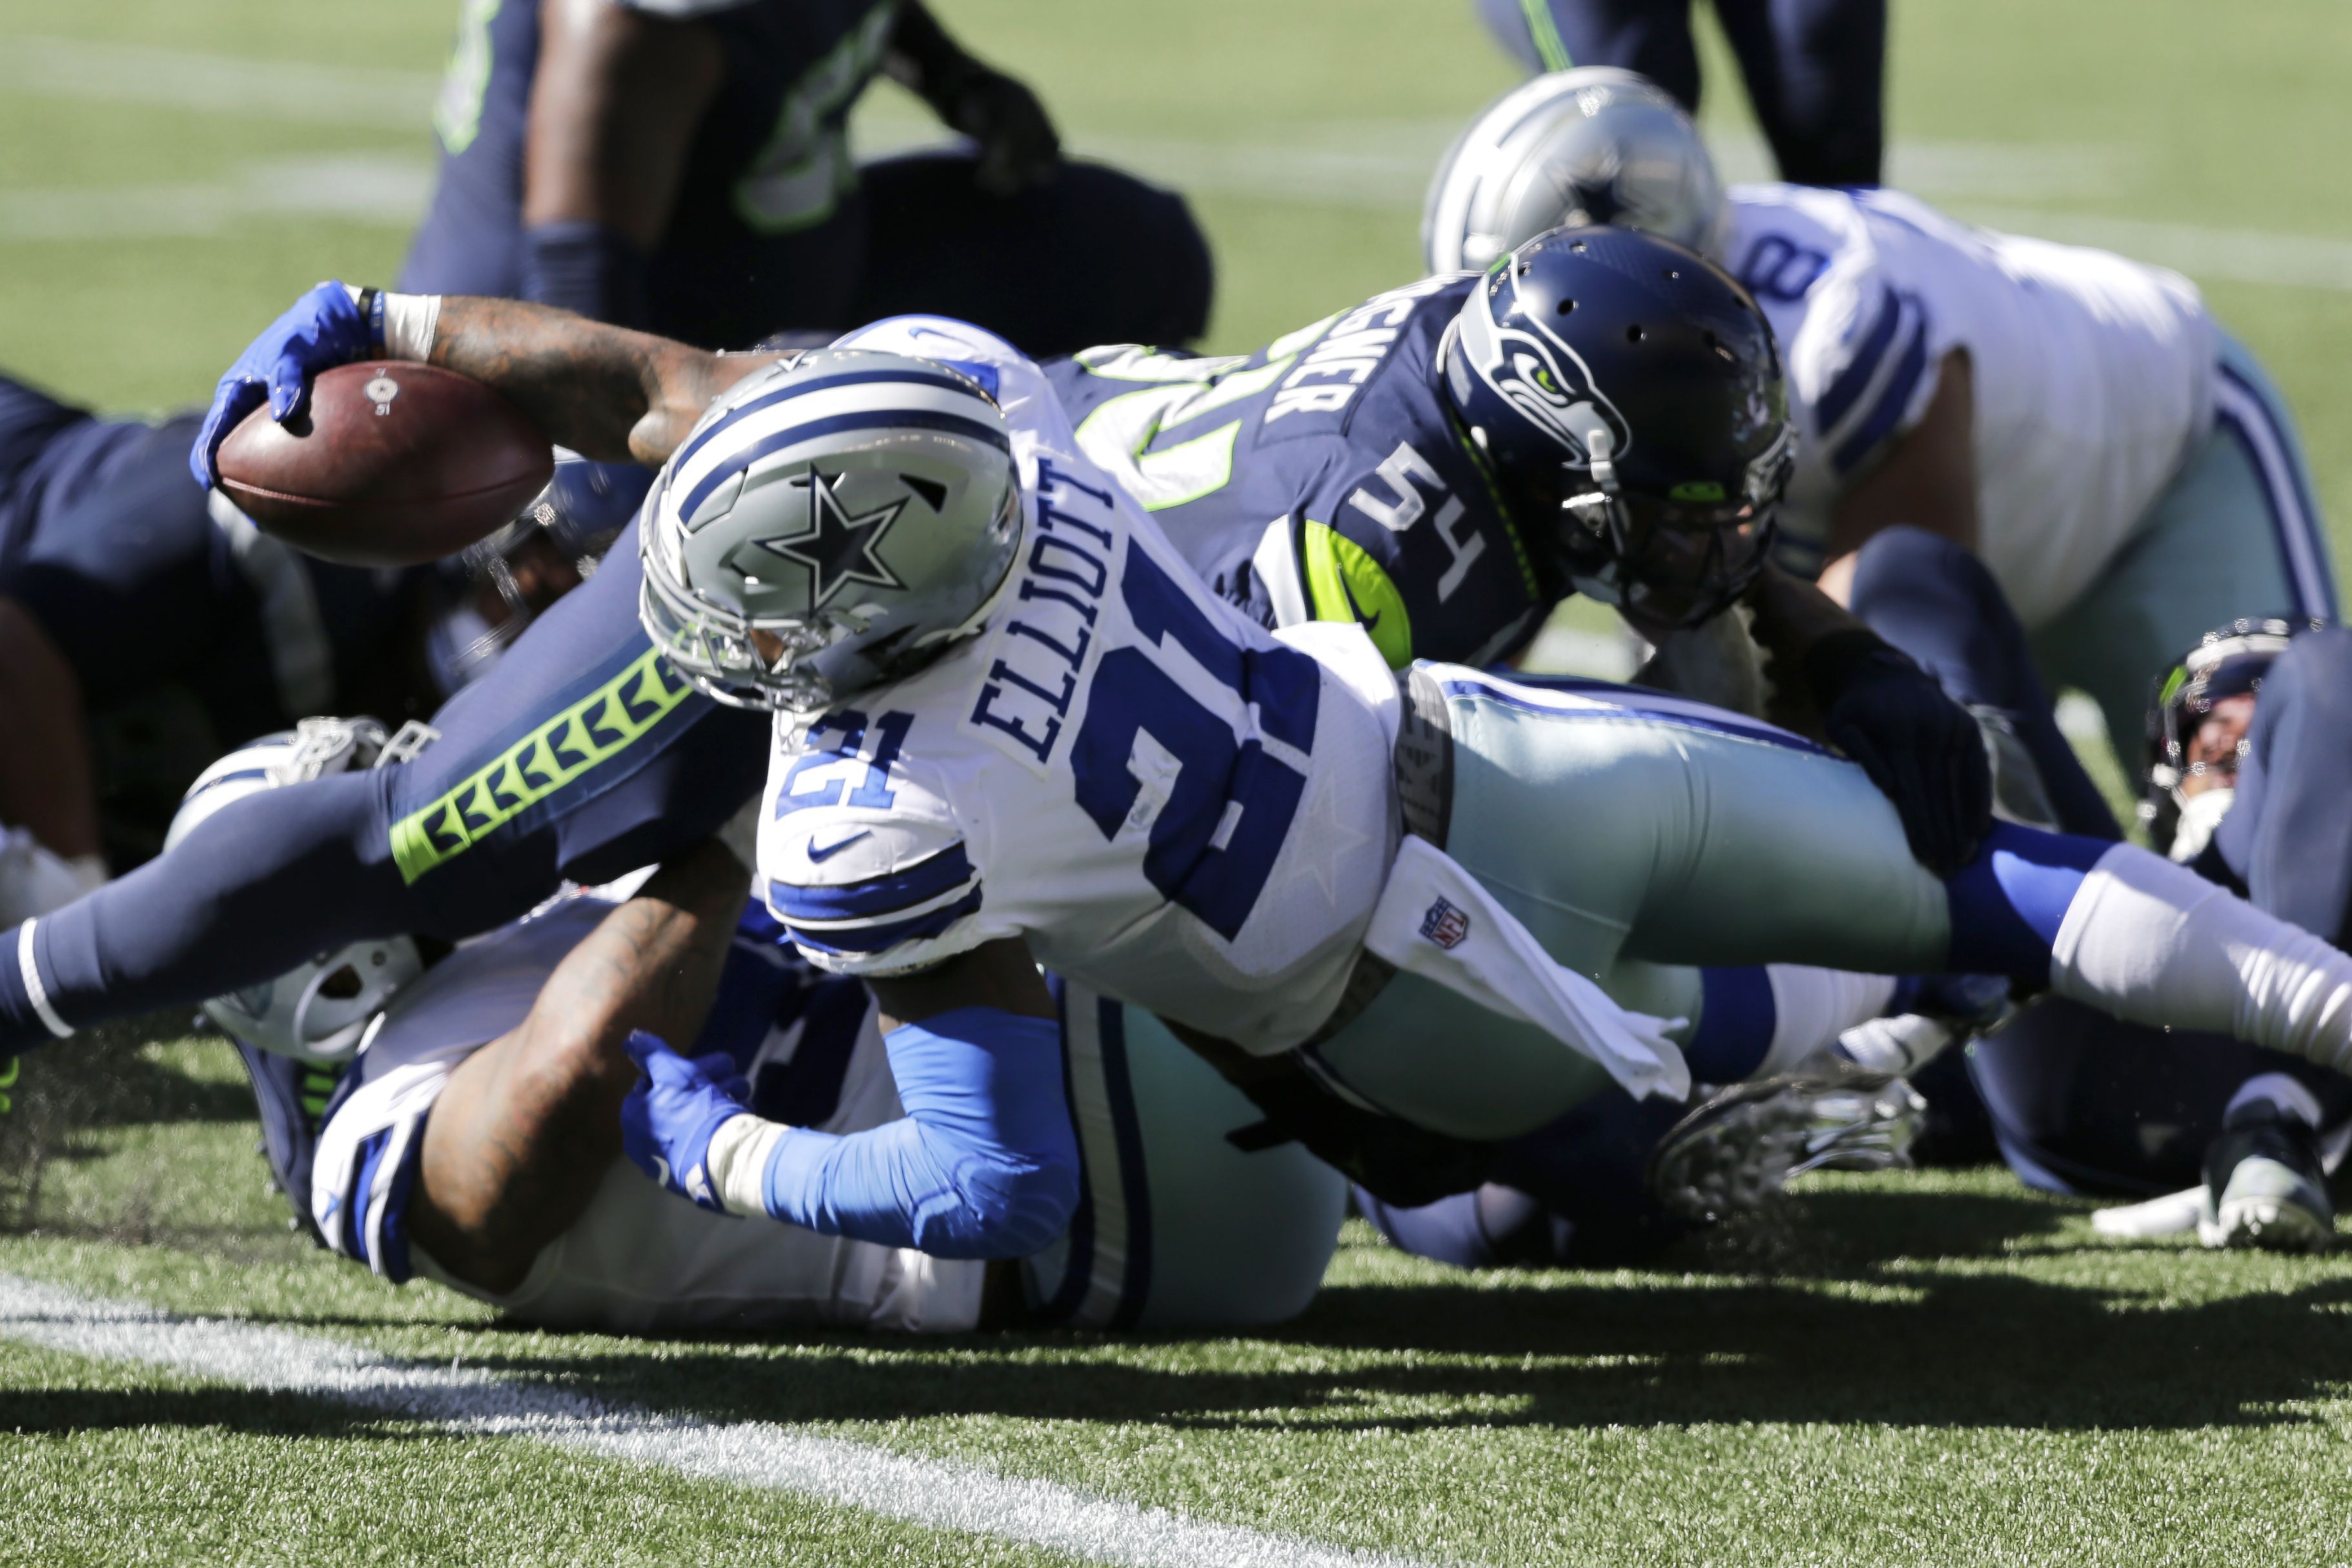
[1518,0,1574,72]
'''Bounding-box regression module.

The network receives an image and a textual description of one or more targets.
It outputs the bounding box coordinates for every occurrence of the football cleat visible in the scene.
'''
[1649,1064,1926,1223]
[2091,1186,2205,1240]
[236,1039,348,1241]
[2197,1102,2336,1252]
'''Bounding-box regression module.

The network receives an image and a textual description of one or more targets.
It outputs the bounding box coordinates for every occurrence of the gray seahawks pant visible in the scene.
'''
[1311,668,1953,1141]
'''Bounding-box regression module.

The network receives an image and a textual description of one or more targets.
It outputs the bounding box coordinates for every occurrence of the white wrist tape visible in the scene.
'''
[376,292,442,362]
[1757,966,1899,1077]
[2052,844,2352,1075]
[703,1114,784,1217]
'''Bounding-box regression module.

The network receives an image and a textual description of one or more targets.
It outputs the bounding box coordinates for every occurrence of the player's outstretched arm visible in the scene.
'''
[190,283,779,488]
[424,295,777,466]
[409,837,749,1295]
[623,939,1082,1260]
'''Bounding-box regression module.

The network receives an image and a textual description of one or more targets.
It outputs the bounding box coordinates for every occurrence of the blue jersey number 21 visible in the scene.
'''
[1070,547,1322,939]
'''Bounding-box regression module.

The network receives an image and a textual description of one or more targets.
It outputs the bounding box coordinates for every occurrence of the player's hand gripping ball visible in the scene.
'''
[196,280,552,567]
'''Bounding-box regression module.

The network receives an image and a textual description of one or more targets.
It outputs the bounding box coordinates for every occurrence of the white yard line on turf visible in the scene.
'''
[0,1273,1444,1568]
[0,35,435,127]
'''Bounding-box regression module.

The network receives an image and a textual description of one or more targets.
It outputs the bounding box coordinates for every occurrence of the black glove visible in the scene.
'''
[1223,1059,1497,1208]
[1808,629,1993,877]
[928,61,1060,196]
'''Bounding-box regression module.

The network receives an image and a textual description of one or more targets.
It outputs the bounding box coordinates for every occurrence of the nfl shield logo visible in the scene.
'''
[1418,896,1471,950]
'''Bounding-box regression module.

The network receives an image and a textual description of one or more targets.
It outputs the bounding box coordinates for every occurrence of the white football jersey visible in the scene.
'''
[316,892,981,1332]
[1726,185,2218,627]
[759,318,1400,1054]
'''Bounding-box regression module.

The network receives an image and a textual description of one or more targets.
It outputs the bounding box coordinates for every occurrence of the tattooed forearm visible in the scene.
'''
[427,296,779,467]
[409,837,752,1292]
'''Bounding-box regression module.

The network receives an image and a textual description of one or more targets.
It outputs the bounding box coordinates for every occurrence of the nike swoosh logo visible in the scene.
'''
[807,830,872,862]
[1336,571,1381,632]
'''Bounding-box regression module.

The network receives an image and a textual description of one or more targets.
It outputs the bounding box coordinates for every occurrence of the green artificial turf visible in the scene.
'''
[1,1037,2349,1566]
[4,1,2352,1560]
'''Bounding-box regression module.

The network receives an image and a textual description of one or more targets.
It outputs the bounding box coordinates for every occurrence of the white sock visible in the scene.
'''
[1836,1012,1957,1077]
[1755,966,1899,1077]
[2051,844,2352,1075]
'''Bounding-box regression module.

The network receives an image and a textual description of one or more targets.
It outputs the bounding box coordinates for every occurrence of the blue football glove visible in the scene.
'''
[620,1030,752,1214]
[189,280,374,488]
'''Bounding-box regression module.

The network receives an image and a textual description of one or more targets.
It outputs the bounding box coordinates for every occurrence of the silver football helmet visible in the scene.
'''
[638,350,1022,714]
[165,718,424,1067]
[1424,67,1728,274]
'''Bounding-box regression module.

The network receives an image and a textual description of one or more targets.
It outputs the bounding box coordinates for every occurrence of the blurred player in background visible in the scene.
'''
[1425,70,2336,773]
[1473,0,1883,185]
[0,371,631,928]
[184,729,1338,1330]
[404,0,1211,354]
[0,371,414,921]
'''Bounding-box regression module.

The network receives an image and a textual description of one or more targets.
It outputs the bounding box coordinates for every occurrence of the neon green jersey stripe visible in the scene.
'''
[388,647,697,884]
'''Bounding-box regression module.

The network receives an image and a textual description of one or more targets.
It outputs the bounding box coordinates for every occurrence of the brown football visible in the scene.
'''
[215,361,553,567]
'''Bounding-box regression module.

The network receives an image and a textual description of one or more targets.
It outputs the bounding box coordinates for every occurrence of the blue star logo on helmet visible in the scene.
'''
[753,471,909,613]
[1457,271,1632,474]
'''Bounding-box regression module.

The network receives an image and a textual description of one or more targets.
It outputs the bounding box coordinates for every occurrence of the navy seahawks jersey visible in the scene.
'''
[401,0,899,348]
[0,376,418,864]
[1045,276,1557,670]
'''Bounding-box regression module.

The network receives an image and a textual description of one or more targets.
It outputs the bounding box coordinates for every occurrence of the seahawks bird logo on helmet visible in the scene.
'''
[1453,261,1633,478]
[1439,226,1792,631]
[640,349,1021,714]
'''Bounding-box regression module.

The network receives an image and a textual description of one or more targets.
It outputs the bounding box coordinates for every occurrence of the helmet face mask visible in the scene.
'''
[202,935,424,1068]
[2141,617,2314,851]
[638,351,1023,716]
[1557,490,1779,631]
[164,717,427,1066]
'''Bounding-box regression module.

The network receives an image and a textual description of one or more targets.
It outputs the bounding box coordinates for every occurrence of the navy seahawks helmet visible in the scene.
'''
[1439,225,1793,629]
[2141,617,2320,851]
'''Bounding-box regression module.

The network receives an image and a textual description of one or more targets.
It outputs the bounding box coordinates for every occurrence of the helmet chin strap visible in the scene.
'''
[1579,419,1619,492]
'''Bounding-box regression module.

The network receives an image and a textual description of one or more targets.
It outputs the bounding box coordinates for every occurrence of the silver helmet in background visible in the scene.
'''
[638,350,1022,715]
[165,718,425,1066]
[1424,67,1728,275]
